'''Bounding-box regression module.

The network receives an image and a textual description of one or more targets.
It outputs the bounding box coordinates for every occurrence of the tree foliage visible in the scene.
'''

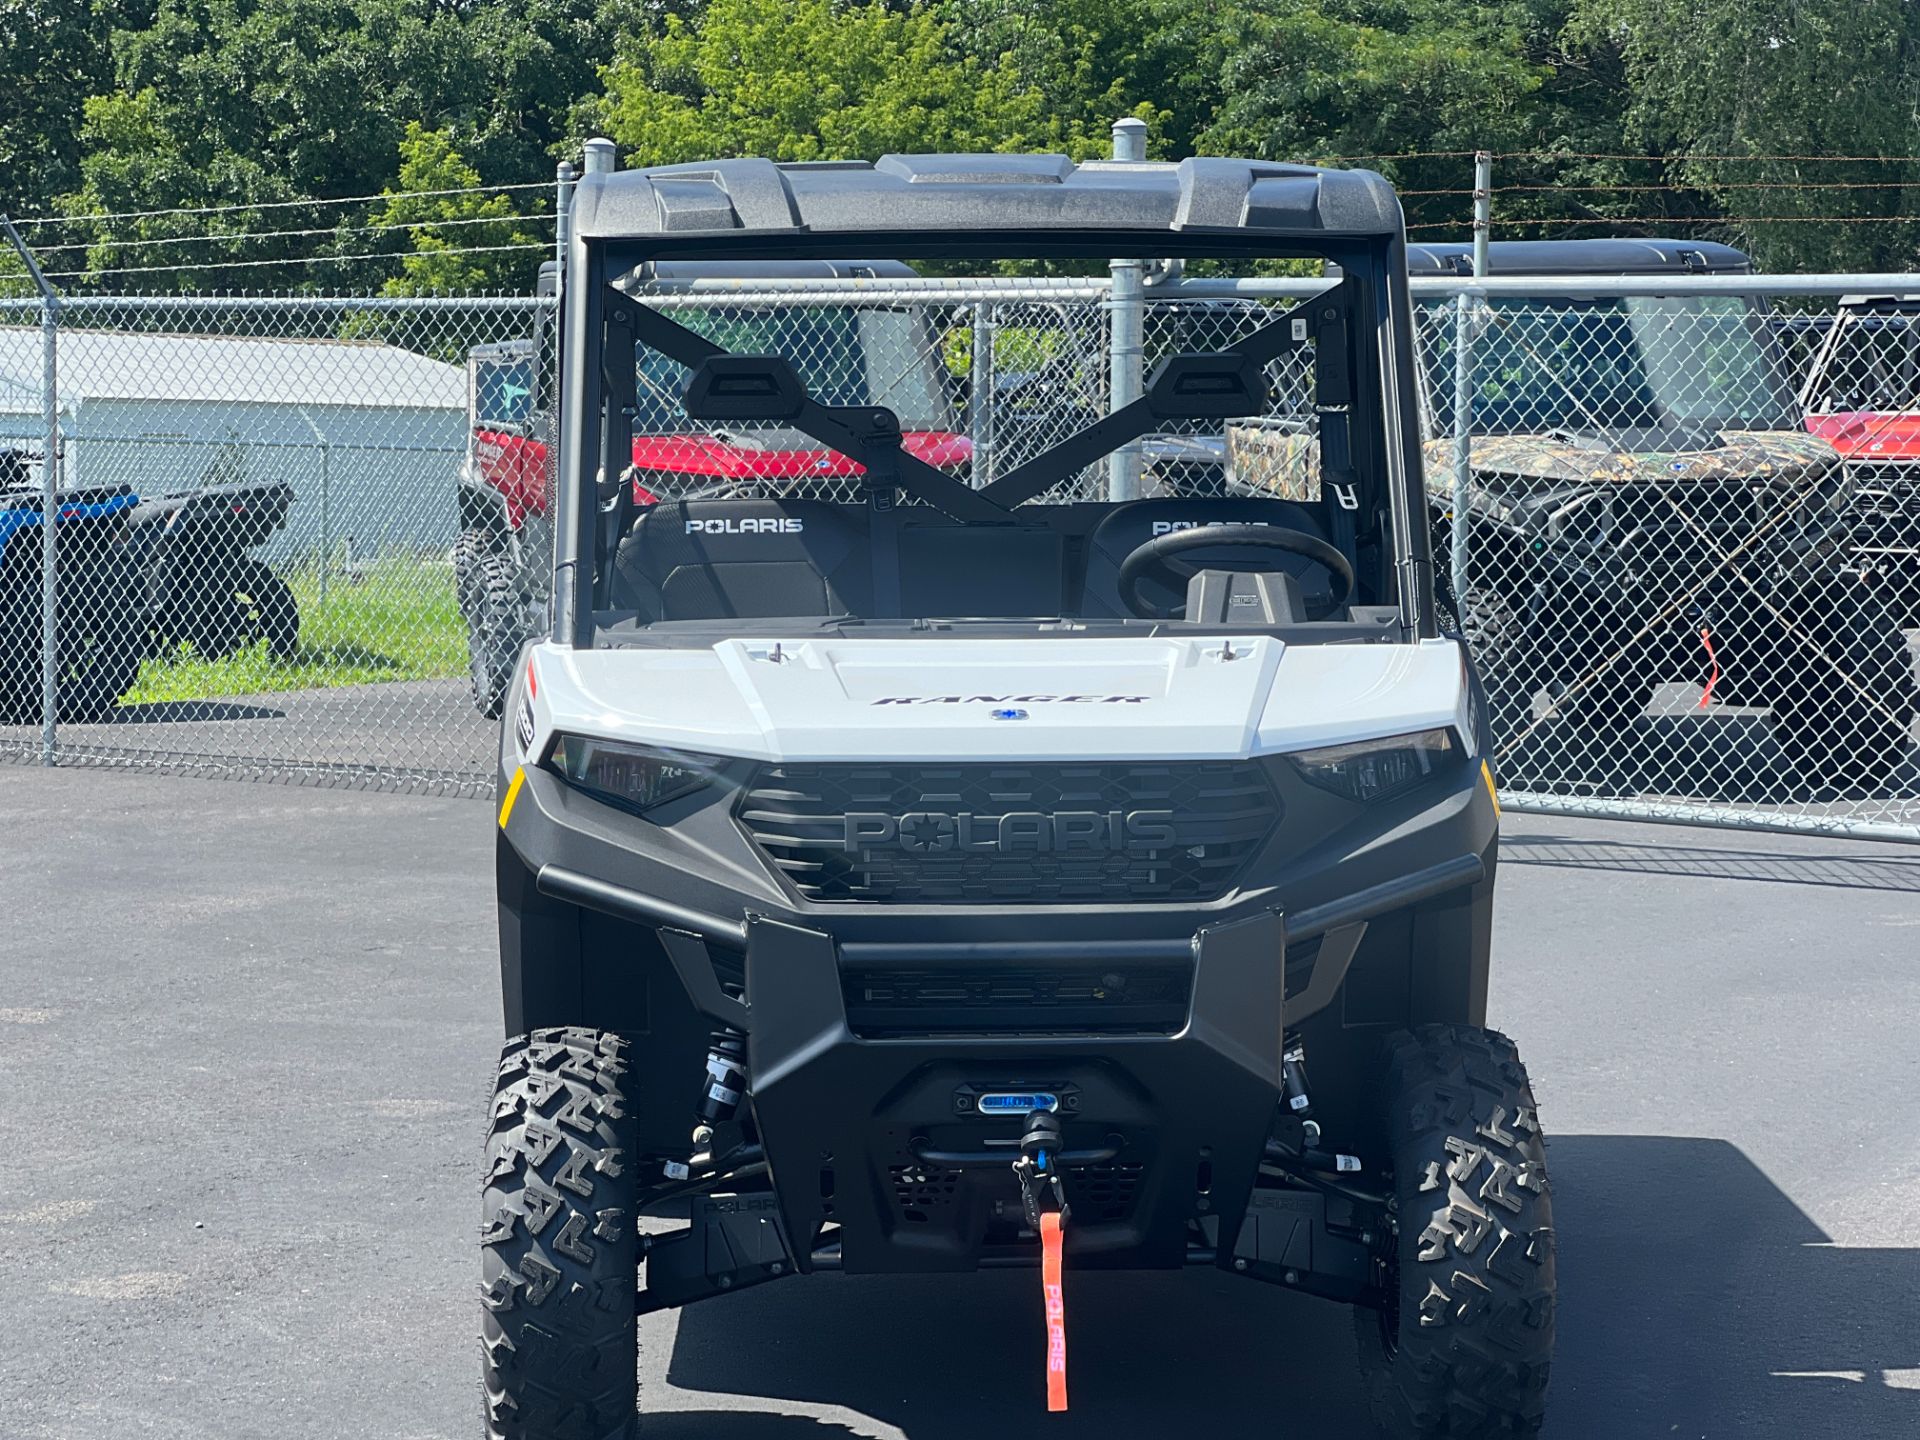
[0,0,1914,290]
[372,123,541,295]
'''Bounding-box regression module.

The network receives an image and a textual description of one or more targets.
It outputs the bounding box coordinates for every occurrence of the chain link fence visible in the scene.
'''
[0,295,542,792]
[2,277,1916,839]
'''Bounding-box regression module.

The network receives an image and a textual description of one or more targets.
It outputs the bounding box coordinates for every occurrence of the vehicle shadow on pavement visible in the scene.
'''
[1505,832,1920,892]
[660,1136,1917,1438]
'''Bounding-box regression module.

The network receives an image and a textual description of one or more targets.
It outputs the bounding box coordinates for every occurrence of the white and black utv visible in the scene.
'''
[484,153,1551,1439]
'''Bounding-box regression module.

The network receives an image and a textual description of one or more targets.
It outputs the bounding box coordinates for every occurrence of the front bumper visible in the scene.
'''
[740,908,1286,1272]
[497,747,1497,1274]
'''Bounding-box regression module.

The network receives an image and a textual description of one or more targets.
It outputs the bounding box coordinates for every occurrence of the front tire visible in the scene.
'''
[1356,1025,1555,1438]
[483,1028,639,1440]
[235,558,300,660]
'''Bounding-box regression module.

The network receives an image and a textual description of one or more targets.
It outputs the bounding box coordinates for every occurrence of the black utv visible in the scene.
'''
[0,451,145,722]
[1416,238,1919,796]
[484,152,1551,1439]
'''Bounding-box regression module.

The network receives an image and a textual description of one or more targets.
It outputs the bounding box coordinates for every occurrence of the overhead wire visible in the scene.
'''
[11,180,559,231]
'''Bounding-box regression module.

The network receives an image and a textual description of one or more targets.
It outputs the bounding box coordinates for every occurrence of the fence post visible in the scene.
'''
[1448,152,1492,612]
[555,159,576,275]
[969,302,995,487]
[1107,116,1148,502]
[3,216,62,764]
[1472,150,1492,279]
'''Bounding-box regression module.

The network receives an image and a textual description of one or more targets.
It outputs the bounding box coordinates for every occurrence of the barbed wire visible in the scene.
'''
[1492,151,1920,164]
[35,241,551,282]
[24,210,557,258]
[11,180,560,232]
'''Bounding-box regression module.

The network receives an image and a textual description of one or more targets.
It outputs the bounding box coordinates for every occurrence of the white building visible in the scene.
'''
[0,328,467,559]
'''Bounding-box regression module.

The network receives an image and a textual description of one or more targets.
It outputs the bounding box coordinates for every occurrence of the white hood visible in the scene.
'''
[522,635,1469,763]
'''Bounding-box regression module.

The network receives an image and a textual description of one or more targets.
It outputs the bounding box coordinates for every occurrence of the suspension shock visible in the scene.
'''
[1281,1033,1316,1140]
[664,1028,749,1182]
[695,1028,749,1131]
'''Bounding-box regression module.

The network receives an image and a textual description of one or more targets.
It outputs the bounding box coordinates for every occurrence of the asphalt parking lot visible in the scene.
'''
[2,766,1916,1439]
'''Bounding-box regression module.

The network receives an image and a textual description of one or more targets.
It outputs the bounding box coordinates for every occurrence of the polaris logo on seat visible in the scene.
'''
[685,517,805,535]
[843,810,1177,854]
[1150,519,1272,536]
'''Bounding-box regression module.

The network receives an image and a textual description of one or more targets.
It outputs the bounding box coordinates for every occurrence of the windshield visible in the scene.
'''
[1808,310,1920,414]
[1429,295,1798,436]
[634,305,955,436]
[559,244,1425,646]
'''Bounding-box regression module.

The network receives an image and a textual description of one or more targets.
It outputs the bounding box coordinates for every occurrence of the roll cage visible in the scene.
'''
[550,157,1437,645]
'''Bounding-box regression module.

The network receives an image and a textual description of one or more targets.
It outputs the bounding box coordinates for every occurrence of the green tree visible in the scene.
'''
[371,122,542,296]
[587,0,1043,167]
[1174,0,1553,237]
[51,0,629,291]
[0,2,149,220]
[1566,0,1920,269]
[942,0,1170,156]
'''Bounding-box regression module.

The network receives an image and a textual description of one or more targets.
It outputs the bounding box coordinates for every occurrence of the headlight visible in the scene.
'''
[1288,728,1455,803]
[549,734,719,815]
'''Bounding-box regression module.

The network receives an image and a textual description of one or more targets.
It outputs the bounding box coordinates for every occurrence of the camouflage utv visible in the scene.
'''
[1412,239,1918,795]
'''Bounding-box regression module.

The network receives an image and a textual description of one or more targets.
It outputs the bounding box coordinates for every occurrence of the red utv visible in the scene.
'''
[1801,293,1920,604]
[454,260,971,716]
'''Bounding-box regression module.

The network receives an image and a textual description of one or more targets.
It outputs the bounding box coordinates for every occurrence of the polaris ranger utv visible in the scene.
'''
[1412,239,1919,794]
[485,153,1551,1439]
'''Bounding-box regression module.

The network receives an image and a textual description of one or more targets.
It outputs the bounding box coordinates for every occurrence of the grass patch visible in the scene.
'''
[124,556,467,703]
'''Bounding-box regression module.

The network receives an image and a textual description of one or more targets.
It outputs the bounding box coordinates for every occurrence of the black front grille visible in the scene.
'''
[737,761,1279,904]
[841,962,1194,1037]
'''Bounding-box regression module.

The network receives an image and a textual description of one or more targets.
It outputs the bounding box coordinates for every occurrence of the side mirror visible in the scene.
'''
[682,354,808,423]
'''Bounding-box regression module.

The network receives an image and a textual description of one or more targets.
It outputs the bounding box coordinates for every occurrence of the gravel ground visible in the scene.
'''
[1,767,1915,1439]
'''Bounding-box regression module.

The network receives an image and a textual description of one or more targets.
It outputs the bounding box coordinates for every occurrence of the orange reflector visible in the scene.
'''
[1481,759,1500,818]
[1041,1211,1067,1412]
[498,766,526,829]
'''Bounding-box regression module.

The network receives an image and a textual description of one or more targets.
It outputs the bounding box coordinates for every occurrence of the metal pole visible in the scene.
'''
[3,215,61,764]
[555,159,576,276]
[969,302,995,487]
[1108,116,1147,502]
[1449,153,1492,614]
[319,441,331,604]
[37,291,57,762]
[1449,295,1475,611]
[582,138,616,176]
[297,409,331,603]
[1471,150,1492,280]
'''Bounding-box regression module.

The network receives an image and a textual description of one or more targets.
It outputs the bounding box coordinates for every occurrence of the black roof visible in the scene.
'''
[1406,239,1752,277]
[570,155,1403,243]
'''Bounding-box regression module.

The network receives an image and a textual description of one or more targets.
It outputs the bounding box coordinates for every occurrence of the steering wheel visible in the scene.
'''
[1116,524,1355,620]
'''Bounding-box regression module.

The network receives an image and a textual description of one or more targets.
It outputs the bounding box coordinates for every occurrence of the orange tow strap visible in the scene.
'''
[1041,1211,1068,1412]
[1697,624,1720,709]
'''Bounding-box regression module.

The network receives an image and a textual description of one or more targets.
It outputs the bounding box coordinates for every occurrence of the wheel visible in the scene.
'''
[56,540,145,721]
[1747,578,1918,792]
[483,1027,639,1440]
[234,558,300,660]
[1355,1025,1555,1439]
[463,544,529,720]
[453,525,489,606]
